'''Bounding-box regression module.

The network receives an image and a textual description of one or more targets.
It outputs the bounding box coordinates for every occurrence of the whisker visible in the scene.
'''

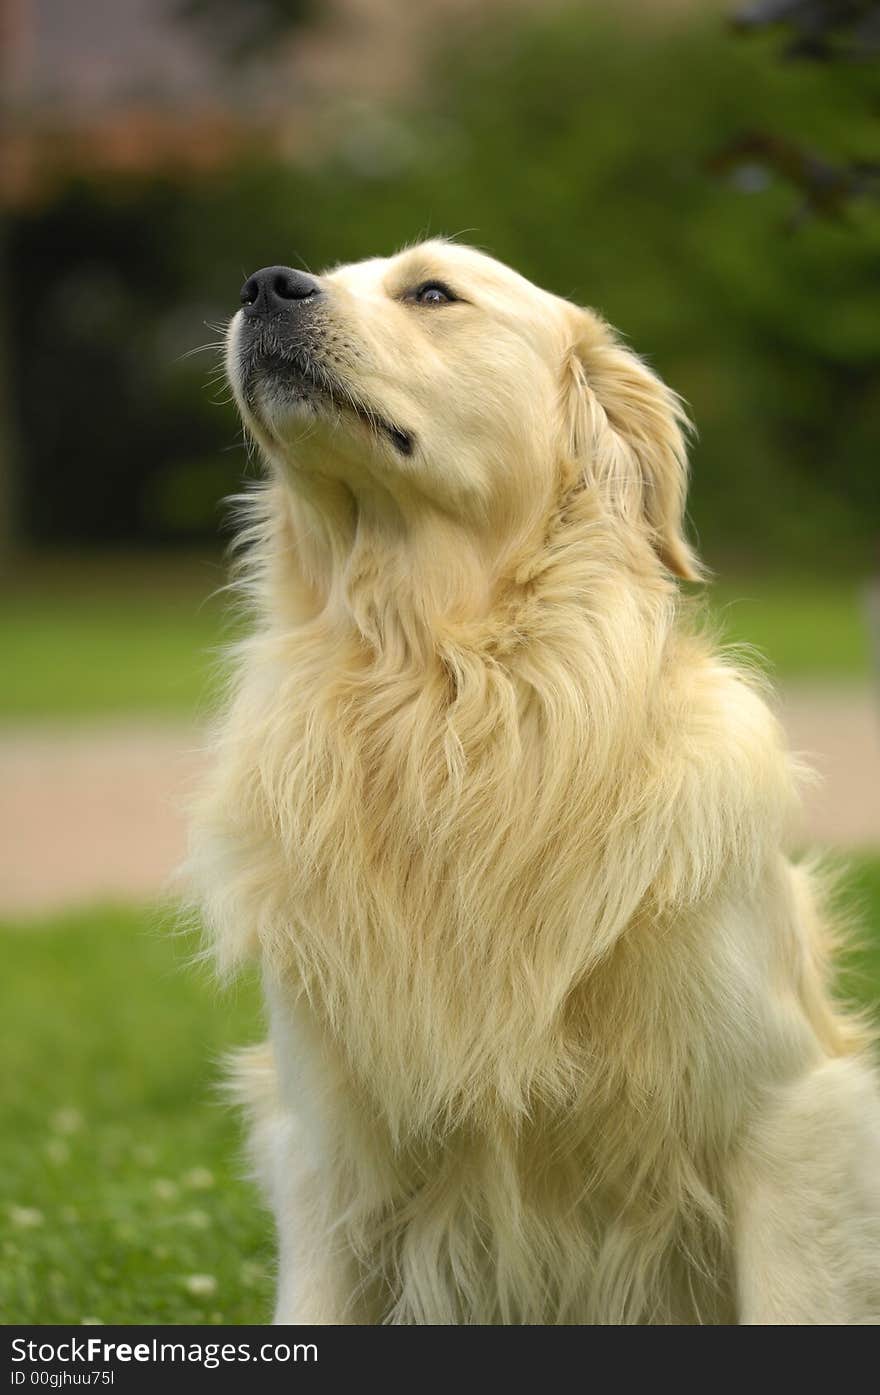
[176,340,226,363]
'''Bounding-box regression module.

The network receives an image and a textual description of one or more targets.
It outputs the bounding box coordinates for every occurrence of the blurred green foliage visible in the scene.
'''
[7,8,879,568]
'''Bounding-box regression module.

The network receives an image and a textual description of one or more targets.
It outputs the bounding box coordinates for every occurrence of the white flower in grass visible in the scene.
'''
[240,1261,265,1288]
[9,1206,44,1229]
[80,1317,103,1326]
[46,1139,70,1165]
[182,1209,210,1230]
[183,1274,218,1297]
[152,1179,179,1202]
[51,1108,83,1135]
[182,1167,214,1190]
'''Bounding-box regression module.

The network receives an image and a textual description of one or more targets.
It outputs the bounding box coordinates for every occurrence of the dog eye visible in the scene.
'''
[413,282,455,306]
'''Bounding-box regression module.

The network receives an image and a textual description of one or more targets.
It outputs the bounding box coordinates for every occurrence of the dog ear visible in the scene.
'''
[563,314,702,581]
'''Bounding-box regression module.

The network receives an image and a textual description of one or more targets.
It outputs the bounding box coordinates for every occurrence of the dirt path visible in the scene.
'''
[1,723,205,916]
[1,685,878,917]
[779,685,879,849]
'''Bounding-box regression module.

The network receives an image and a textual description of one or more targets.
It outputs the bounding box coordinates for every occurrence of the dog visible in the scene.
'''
[189,240,880,1323]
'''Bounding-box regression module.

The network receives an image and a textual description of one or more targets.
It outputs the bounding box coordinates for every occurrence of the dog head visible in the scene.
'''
[226,240,700,584]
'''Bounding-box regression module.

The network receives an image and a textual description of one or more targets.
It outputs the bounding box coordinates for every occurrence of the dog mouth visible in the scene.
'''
[234,327,414,458]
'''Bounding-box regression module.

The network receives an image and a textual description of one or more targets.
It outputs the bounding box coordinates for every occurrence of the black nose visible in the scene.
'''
[239,265,322,316]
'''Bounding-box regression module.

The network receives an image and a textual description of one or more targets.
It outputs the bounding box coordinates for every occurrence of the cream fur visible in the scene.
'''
[189,240,880,1324]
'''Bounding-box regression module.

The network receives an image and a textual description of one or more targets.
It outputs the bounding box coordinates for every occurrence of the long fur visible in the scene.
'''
[189,241,880,1324]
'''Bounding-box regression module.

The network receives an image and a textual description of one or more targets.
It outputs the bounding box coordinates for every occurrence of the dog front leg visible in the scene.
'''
[272,1177,368,1325]
[231,1040,374,1323]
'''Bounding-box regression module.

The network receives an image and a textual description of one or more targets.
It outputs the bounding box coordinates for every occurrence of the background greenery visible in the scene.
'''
[6,7,879,571]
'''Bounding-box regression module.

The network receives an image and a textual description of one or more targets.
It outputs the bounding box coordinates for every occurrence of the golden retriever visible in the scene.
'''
[189,241,880,1323]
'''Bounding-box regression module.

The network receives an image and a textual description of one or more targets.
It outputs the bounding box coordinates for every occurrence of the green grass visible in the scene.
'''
[842,859,880,1011]
[2,561,873,721]
[1,866,879,1324]
[0,906,272,1325]
[705,578,874,683]
[2,556,235,721]
[2,598,223,719]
